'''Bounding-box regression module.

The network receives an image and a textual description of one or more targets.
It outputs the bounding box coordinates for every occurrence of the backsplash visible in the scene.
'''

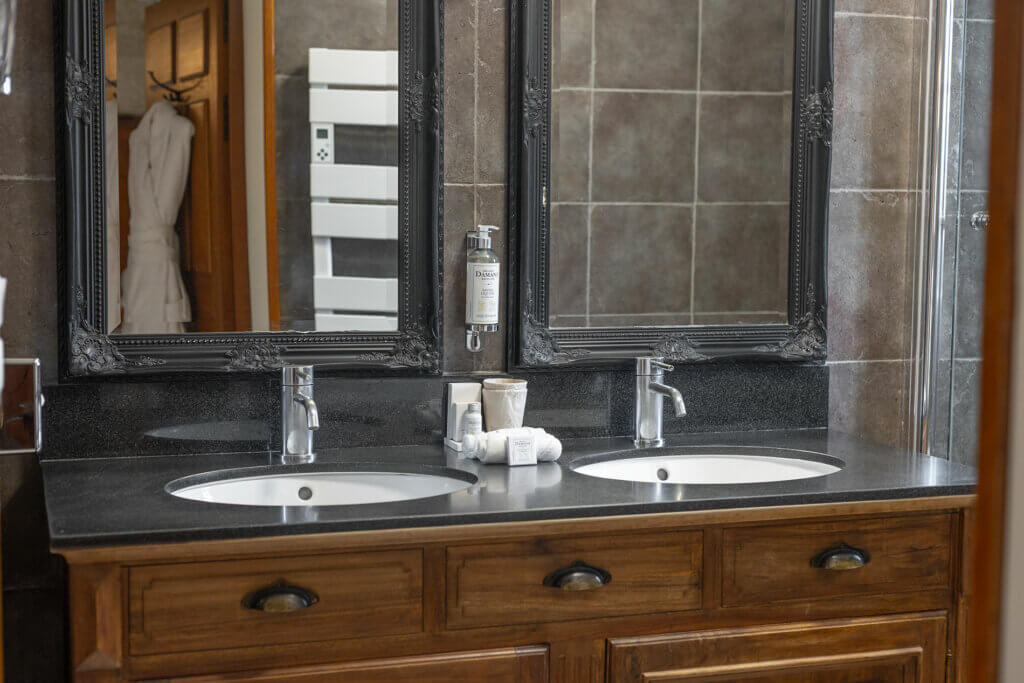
[39,364,826,460]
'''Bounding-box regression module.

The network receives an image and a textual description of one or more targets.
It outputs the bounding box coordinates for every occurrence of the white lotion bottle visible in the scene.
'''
[466,225,500,352]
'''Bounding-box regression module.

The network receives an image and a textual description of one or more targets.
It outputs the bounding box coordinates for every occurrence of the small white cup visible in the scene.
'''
[482,378,528,430]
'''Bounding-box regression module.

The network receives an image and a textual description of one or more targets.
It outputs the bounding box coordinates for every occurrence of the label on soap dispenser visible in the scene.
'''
[466,263,501,325]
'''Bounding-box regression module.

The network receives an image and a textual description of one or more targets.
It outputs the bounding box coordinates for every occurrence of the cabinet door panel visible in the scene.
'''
[642,649,918,682]
[169,645,549,682]
[607,613,947,683]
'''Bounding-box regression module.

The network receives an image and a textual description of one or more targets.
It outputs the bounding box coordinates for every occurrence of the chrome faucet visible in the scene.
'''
[281,366,319,464]
[634,357,687,448]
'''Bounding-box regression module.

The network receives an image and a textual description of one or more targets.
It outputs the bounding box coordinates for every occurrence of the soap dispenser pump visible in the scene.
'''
[466,225,500,352]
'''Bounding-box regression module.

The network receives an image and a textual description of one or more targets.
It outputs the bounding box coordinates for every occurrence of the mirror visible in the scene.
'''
[103,0,398,335]
[60,0,442,375]
[508,0,832,366]
[549,0,793,328]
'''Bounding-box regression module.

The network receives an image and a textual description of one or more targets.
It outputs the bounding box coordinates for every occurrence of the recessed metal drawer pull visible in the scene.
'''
[243,581,320,613]
[542,562,612,591]
[811,543,871,570]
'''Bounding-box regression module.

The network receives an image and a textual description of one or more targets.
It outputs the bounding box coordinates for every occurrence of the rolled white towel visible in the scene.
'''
[461,427,563,464]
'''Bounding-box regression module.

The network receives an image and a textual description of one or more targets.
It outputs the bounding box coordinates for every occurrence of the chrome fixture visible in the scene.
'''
[281,366,319,464]
[634,357,687,448]
[971,211,990,231]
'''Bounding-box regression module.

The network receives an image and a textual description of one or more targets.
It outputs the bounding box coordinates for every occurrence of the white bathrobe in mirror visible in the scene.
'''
[121,100,193,334]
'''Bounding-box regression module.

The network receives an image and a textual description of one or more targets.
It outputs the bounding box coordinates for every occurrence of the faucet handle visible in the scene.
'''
[636,357,674,375]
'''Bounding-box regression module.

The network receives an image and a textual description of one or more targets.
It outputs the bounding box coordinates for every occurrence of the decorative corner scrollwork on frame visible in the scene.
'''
[224,341,284,372]
[358,326,439,370]
[64,55,99,126]
[521,284,589,365]
[653,334,709,362]
[801,81,833,147]
[69,288,164,374]
[754,285,827,360]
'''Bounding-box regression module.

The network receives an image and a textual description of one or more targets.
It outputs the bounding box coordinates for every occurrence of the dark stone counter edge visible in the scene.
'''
[49,483,975,550]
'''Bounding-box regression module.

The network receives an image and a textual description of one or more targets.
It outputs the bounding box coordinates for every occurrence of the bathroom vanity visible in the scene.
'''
[43,0,981,680]
[43,431,975,682]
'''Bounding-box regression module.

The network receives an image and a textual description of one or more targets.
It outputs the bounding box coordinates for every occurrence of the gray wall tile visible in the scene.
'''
[965,0,994,20]
[832,15,927,189]
[551,90,591,202]
[442,184,476,372]
[444,0,477,183]
[949,358,980,465]
[589,313,691,327]
[827,191,912,361]
[697,95,791,202]
[0,181,58,379]
[829,361,908,446]
[693,204,789,313]
[552,0,593,88]
[475,0,508,184]
[589,205,692,315]
[275,198,314,331]
[591,92,696,202]
[549,204,588,317]
[961,19,994,191]
[701,0,791,92]
[953,192,987,359]
[274,0,396,77]
[593,0,698,90]
[835,0,929,17]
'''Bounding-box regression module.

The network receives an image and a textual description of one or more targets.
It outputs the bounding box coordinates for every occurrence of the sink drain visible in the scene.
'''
[656,468,669,481]
[297,486,313,501]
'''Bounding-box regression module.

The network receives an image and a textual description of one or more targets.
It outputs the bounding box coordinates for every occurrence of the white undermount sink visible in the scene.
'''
[167,467,476,507]
[573,447,843,485]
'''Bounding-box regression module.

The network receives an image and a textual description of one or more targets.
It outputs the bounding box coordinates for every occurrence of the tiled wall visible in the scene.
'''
[274,0,399,331]
[547,0,792,328]
[825,0,930,448]
[931,0,993,464]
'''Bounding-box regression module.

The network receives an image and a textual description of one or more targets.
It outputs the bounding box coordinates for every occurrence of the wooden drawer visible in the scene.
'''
[446,530,703,629]
[722,513,953,607]
[127,549,422,655]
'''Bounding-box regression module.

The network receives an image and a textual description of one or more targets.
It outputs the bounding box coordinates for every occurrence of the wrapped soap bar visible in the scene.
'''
[461,427,562,464]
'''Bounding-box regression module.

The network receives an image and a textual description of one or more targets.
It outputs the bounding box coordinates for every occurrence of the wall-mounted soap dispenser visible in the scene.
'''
[466,225,500,352]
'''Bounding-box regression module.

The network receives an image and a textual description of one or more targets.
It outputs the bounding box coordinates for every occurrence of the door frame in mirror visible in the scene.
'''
[507,0,833,369]
[56,0,443,377]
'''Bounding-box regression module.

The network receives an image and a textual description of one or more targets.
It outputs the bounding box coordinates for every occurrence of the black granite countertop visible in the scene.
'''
[40,428,976,549]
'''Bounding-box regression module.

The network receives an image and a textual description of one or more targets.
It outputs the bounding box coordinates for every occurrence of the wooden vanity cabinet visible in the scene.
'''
[58,497,972,682]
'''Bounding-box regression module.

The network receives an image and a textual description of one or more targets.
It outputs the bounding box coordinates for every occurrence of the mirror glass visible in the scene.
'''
[103,0,399,335]
[548,0,794,329]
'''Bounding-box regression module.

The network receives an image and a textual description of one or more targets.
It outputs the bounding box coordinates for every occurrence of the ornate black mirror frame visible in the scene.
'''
[56,0,443,377]
[507,0,833,368]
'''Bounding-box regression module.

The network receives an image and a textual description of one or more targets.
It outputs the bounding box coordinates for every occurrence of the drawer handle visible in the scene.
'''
[811,543,871,571]
[543,562,612,591]
[243,581,320,613]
